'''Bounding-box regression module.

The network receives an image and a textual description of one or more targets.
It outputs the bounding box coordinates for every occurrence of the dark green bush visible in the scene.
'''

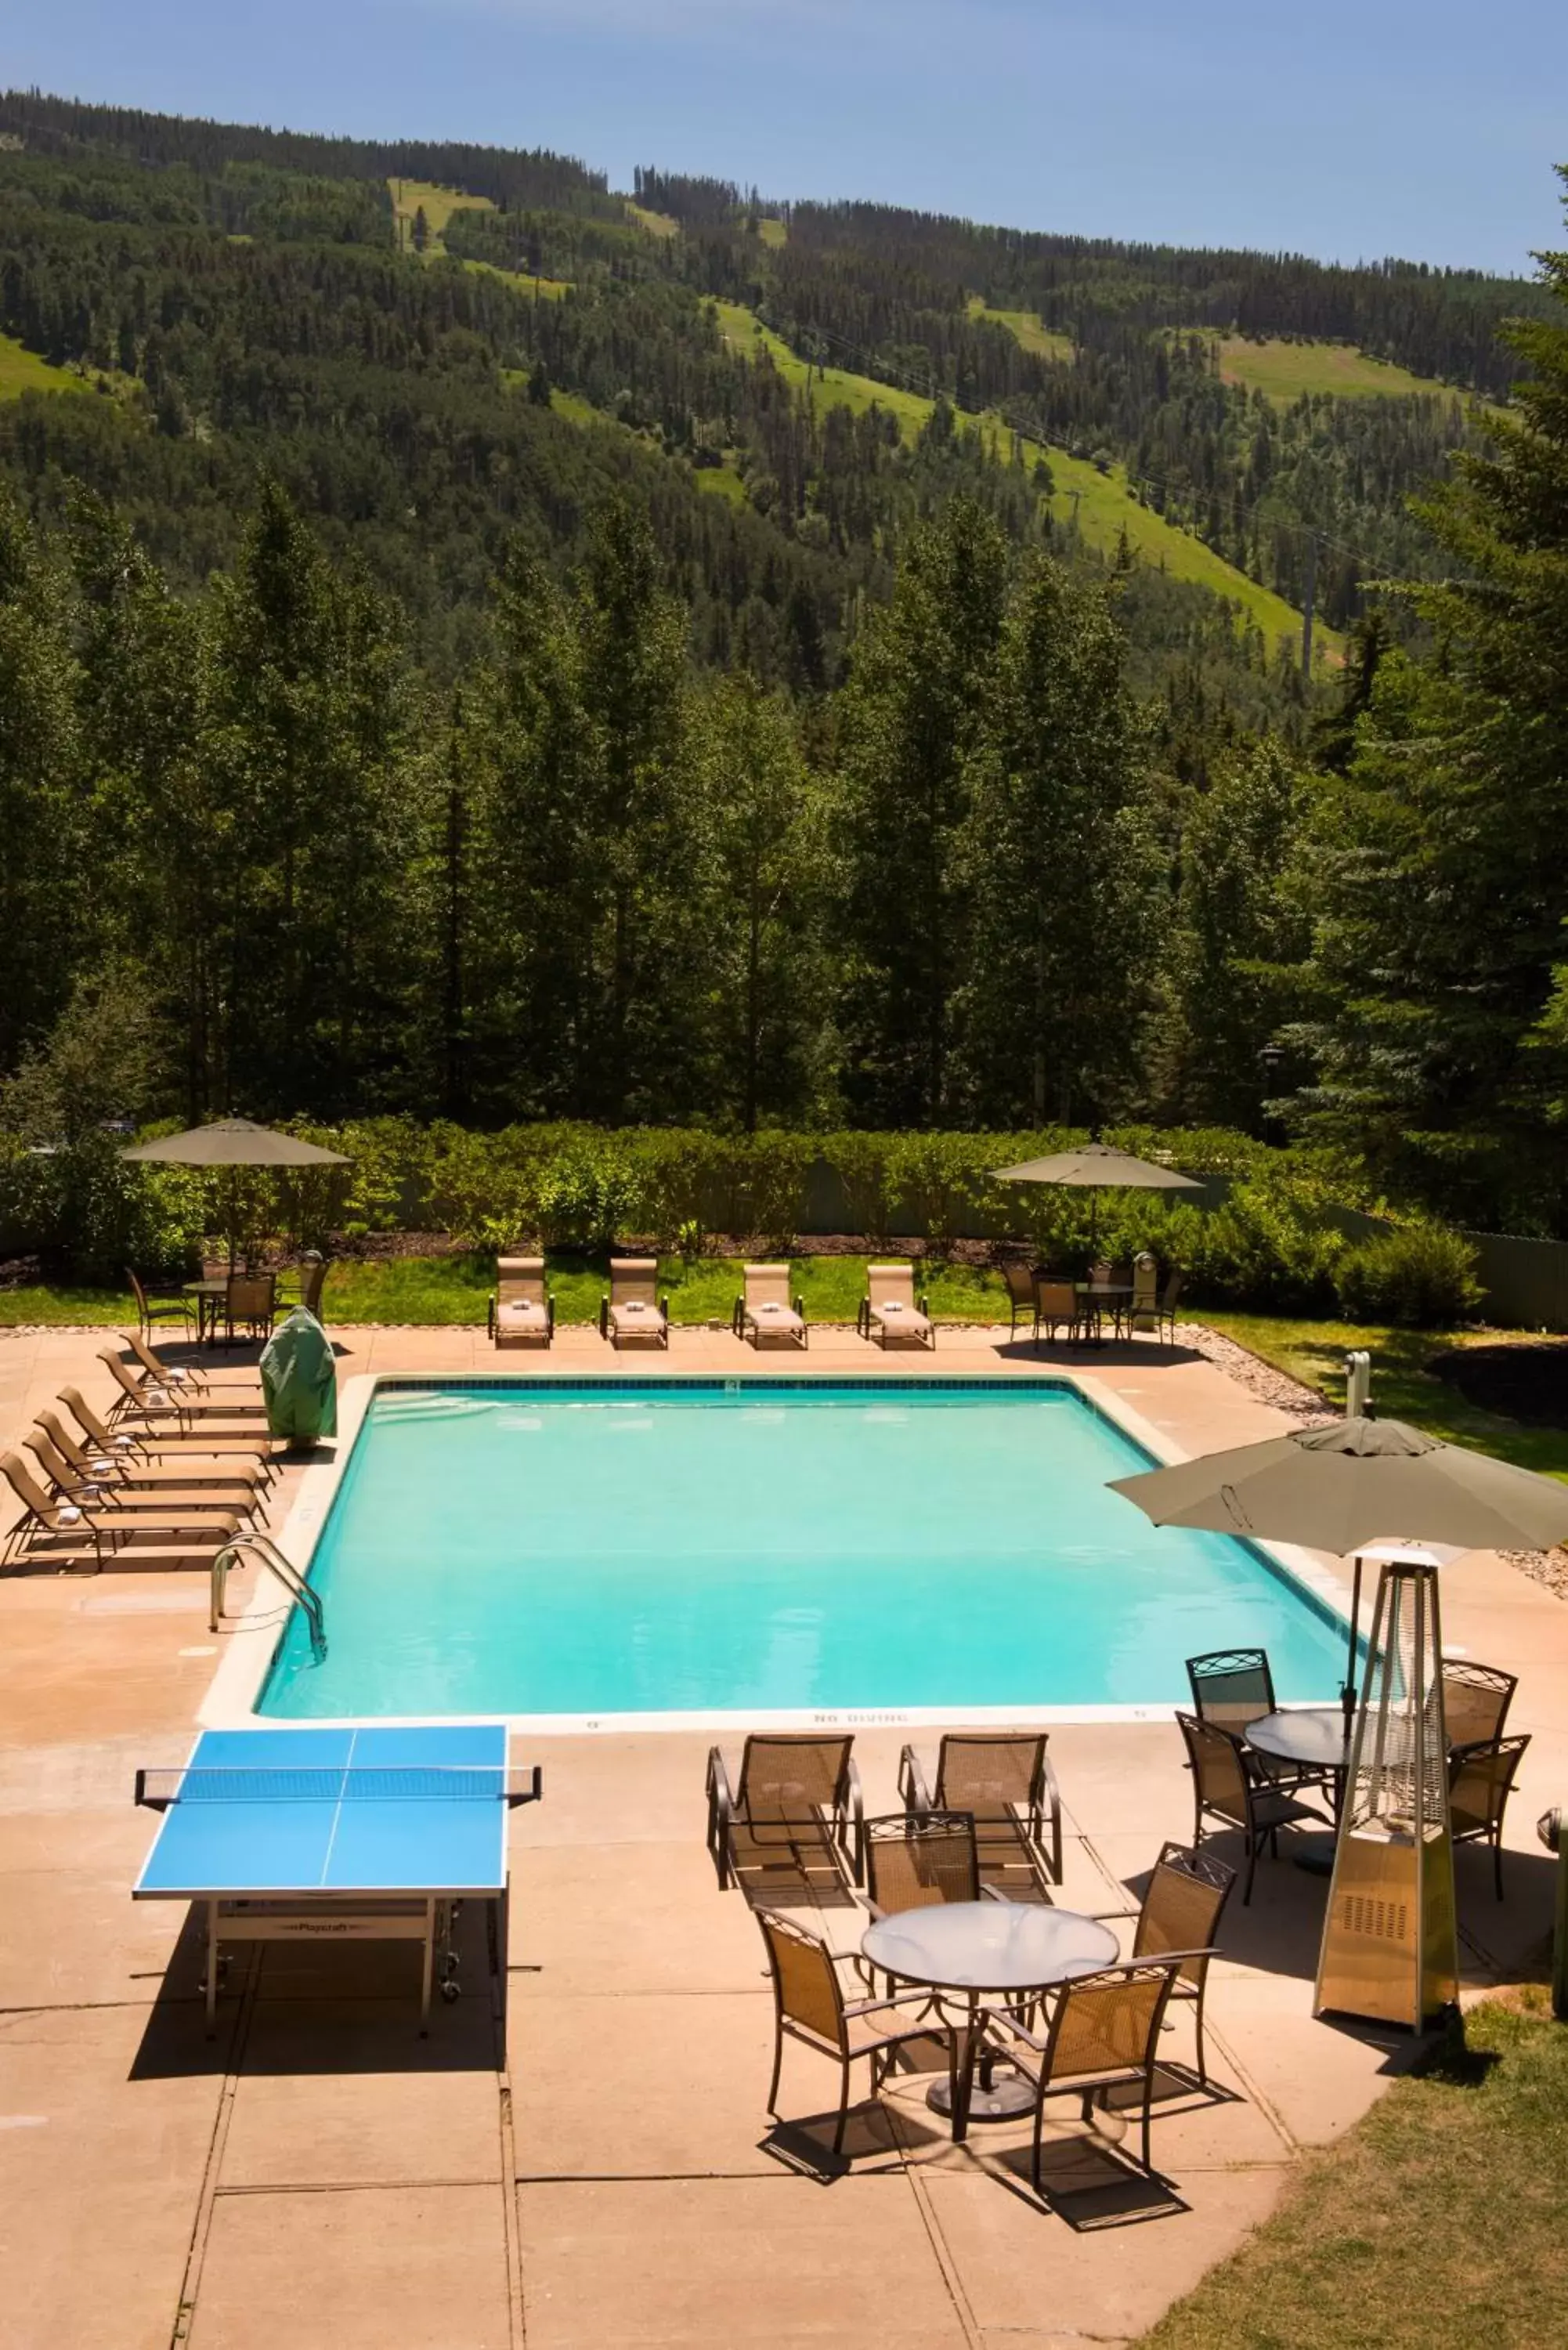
[1334,1226,1484,1327]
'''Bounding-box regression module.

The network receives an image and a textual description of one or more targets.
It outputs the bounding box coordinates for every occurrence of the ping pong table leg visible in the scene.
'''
[205,1900,219,2037]
[419,1897,435,2033]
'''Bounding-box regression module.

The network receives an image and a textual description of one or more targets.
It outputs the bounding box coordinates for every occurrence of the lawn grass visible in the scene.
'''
[0,334,89,400]
[967,298,1074,363]
[1138,1993,1568,2350]
[1212,335,1453,403]
[386,176,494,258]
[755,216,787,249]
[692,460,747,505]
[1205,1311,1568,1480]
[709,298,1333,658]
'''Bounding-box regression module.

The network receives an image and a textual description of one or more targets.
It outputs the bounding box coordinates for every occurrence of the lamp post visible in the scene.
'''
[1257,1039,1284,1143]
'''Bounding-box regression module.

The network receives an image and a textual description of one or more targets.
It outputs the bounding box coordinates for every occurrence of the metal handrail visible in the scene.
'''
[211,1531,325,1657]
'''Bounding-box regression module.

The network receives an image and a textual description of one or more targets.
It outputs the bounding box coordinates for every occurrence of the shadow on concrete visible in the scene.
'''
[128,1901,503,2079]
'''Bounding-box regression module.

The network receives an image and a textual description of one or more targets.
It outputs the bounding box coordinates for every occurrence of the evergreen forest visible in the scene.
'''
[2,92,1566,1238]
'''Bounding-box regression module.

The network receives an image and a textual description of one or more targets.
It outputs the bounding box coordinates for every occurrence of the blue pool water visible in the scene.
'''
[259,1380,1346,1719]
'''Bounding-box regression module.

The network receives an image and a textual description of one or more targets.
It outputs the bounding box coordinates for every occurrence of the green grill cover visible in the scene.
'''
[260,1308,338,1444]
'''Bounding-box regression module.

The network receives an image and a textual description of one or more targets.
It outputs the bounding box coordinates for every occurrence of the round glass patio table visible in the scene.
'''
[860,1900,1118,2138]
[1246,1707,1351,1875]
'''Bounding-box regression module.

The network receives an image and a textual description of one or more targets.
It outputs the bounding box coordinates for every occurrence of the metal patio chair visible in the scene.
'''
[756,1908,955,2154]
[1448,1733,1530,1900]
[1092,1840,1235,2087]
[1176,1712,1329,1904]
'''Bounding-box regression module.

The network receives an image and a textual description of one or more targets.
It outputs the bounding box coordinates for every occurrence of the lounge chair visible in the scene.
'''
[62,1386,275,1484]
[600,1258,669,1349]
[707,1732,865,1895]
[126,1268,194,1340]
[900,1732,1062,1891]
[1032,1277,1082,1348]
[1090,1841,1234,2087]
[33,1409,264,1506]
[1176,1712,1329,1904]
[1,1450,239,1573]
[733,1264,807,1350]
[1442,1658,1517,1750]
[488,1256,555,1350]
[858,1263,934,1350]
[982,1956,1197,2193]
[123,1328,261,1397]
[101,1349,269,1428]
[756,1908,956,2155]
[1448,1734,1530,1900]
[23,1425,254,1523]
[864,1811,982,1918]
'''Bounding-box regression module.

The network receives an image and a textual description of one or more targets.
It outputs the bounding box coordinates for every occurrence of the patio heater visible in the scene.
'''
[1316,1553,1458,2030]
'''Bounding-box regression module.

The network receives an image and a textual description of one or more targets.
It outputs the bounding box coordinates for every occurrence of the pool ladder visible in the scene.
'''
[211,1531,326,1659]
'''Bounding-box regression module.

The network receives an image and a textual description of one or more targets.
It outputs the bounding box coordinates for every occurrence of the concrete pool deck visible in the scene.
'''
[2,1318,1564,2350]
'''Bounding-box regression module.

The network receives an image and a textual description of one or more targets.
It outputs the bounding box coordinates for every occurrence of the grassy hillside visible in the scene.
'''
[388,175,493,257]
[968,298,1074,363]
[0,334,88,400]
[461,257,572,301]
[1209,335,1454,403]
[756,217,788,249]
[625,200,680,239]
[712,299,1334,656]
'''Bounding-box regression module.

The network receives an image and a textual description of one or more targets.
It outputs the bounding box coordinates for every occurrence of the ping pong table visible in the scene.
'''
[134,1725,540,2033]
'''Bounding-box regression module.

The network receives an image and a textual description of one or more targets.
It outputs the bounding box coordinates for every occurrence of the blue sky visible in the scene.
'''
[9,0,1566,273]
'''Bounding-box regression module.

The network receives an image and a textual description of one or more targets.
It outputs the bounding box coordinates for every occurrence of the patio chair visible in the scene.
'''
[1,1450,239,1573]
[1153,1268,1183,1342]
[756,1908,956,2154]
[999,1261,1040,1341]
[224,1271,279,1343]
[1176,1712,1329,1904]
[1184,1647,1324,1796]
[900,1731,1063,1890]
[1442,1659,1517,1752]
[858,1263,934,1350]
[34,1408,264,1504]
[23,1424,255,1524]
[1448,1733,1530,1900]
[125,1268,193,1341]
[1092,1842,1235,2088]
[63,1386,275,1484]
[864,1811,981,1917]
[295,1253,329,1319]
[101,1350,267,1429]
[982,1955,1196,2193]
[600,1258,669,1349]
[488,1256,555,1350]
[733,1264,807,1350]
[707,1732,865,1894]
[1033,1277,1082,1347]
[1125,1253,1160,1337]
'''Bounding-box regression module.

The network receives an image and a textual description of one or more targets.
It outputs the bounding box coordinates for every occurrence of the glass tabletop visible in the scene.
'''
[860,1900,1118,1993]
[1246,1707,1350,1767]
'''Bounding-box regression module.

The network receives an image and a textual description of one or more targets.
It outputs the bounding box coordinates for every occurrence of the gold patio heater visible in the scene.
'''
[1315,1552,1457,2029]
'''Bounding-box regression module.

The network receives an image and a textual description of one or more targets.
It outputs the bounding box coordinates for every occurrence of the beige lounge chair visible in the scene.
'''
[488,1256,554,1349]
[23,1425,255,1523]
[33,1409,264,1506]
[707,1732,865,1896]
[123,1328,261,1397]
[900,1732,1063,1892]
[600,1258,669,1349]
[1,1451,239,1573]
[734,1264,807,1350]
[62,1386,275,1483]
[103,1348,268,1427]
[858,1264,934,1350]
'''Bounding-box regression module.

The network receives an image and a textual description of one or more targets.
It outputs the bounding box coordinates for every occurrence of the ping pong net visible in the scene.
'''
[135,1763,543,1810]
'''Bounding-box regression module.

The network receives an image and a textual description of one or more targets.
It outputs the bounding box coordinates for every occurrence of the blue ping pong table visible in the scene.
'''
[134,1725,540,2033]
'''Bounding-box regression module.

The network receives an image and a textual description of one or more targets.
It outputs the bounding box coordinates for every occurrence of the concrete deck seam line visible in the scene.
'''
[495,2024,526,2347]
[883,2097,985,2350]
[210,2175,508,2196]
[168,1945,259,2348]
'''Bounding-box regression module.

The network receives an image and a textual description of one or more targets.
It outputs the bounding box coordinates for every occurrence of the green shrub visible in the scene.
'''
[1335,1226,1483,1327]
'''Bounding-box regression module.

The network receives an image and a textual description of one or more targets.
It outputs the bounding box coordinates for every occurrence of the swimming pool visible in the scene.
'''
[258,1379,1346,1723]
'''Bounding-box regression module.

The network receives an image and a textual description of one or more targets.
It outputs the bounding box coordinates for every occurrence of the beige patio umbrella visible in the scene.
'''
[991,1142,1202,1248]
[121,1119,349,1267]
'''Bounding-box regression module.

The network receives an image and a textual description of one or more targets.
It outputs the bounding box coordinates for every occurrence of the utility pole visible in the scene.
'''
[1300,531,1318,681]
